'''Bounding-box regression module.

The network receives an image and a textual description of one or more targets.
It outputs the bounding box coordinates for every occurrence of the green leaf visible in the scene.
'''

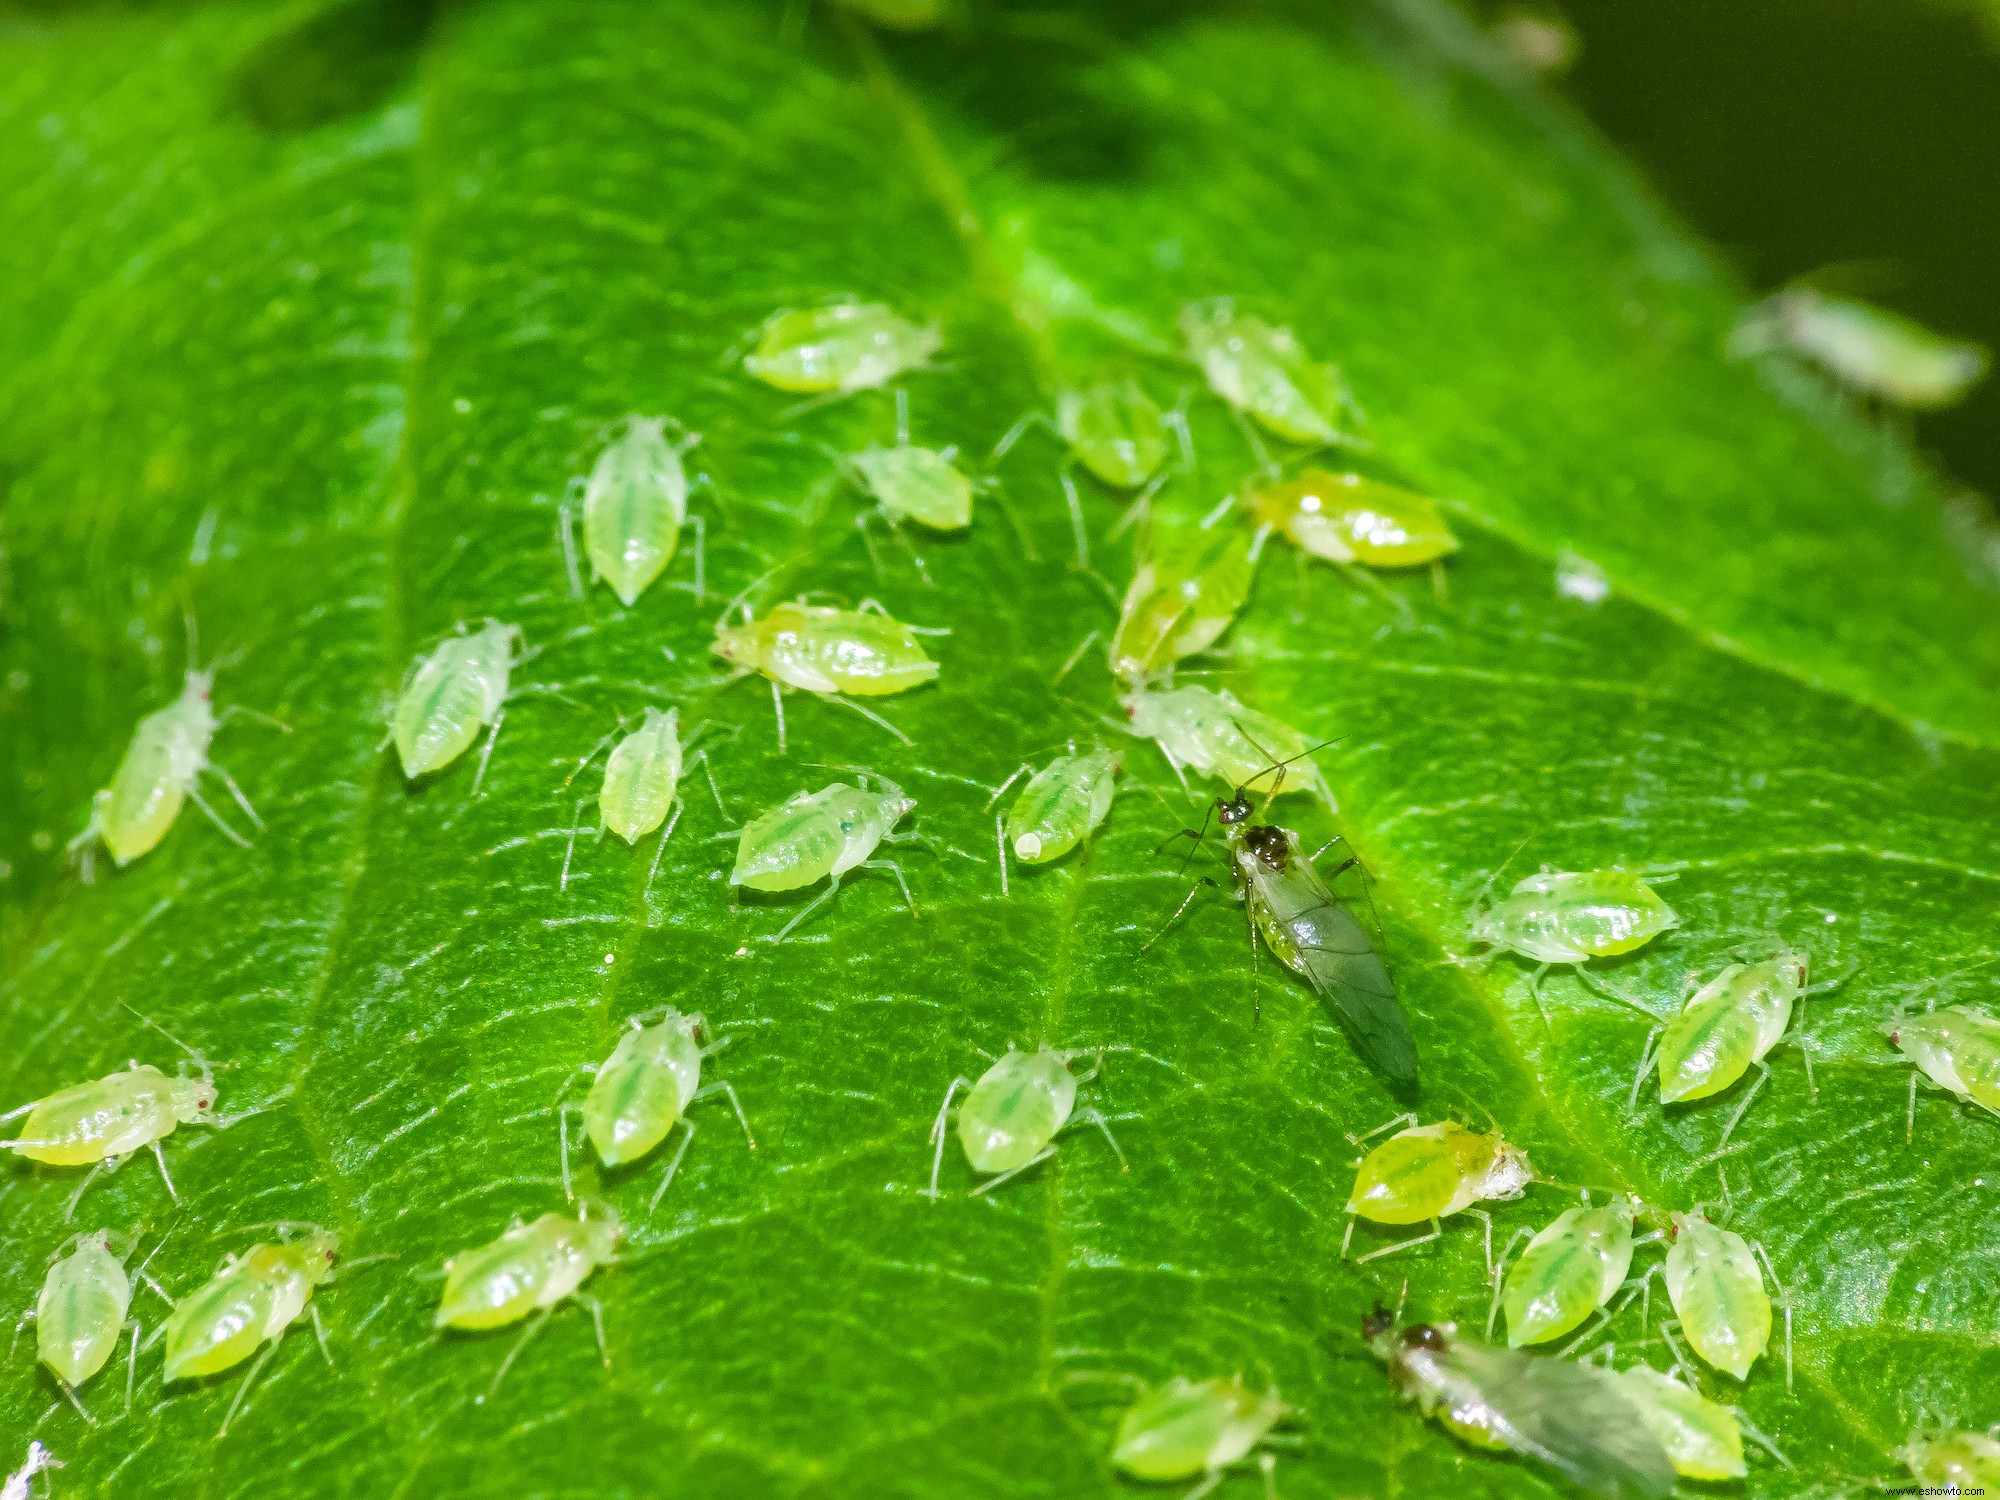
[4,1,1997,1496]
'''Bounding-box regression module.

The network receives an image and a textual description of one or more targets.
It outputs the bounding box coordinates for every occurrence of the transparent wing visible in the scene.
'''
[1442,1338,1676,1500]
[1249,851,1419,1089]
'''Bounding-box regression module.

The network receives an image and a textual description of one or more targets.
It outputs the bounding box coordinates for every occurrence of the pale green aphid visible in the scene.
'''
[1122,683,1331,808]
[925,1043,1127,1199]
[1730,286,1988,408]
[566,416,702,607]
[1663,1211,1775,1383]
[1110,531,1257,685]
[559,1008,755,1212]
[1110,1375,1286,1497]
[20,1230,162,1421]
[600,707,684,845]
[712,598,940,752]
[731,776,918,941]
[3,1054,220,1219]
[69,664,268,874]
[990,378,1174,491]
[1493,1196,1636,1348]
[1469,868,1680,1020]
[743,302,940,395]
[1611,1365,1746,1481]
[1179,297,1358,447]
[435,1202,623,1402]
[1899,1428,2000,1491]
[998,745,1118,867]
[1884,1004,2000,1140]
[161,1227,340,1438]
[390,619,523,788]
[1342,1117,1535,1267]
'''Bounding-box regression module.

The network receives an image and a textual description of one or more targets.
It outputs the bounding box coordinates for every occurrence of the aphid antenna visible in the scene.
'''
[117,1002,217,1073]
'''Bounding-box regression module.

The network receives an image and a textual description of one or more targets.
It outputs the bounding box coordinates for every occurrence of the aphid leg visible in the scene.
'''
[1331,558,1415,628]
[470,709,506,798]
[1798,1032,1817,1099]
[1710,1060,1772,1157]
[1628,1025,1665,1111]
[1059,468,1089,571]
[1728,1407,1793,1468]
[53,1376,93,1427]
[861,858,918,920]
[574,1291,610,1366]
[558,488,583,599]
[1228,406,1275,477]
[987,410,1053,468]
[695,748,728,815]
[1354,1217,1442,1264]
[1258,1451,1278,1500]
[688,512,707,604]
[969,1145,1057,1198]
[1050,630,1099,686]
[1137,875,1221,955]
[559,1099,580,1203]
[925,1077,970,1200]
[1178,1469,1225,1500]
[216,1338,278,1438]
[1465,1207,1495,1277]
[1107,471,1166,542]
[854,511,887,580]
[559,798,588,893]
[1344,1112,1419,1148]
[309,1302,332,1366]
[1525,963,1553,1029]
[62,1162,110,1223]
[477,1305,555,1404]
[1752,1240,1794,1393]
[643,804,681,898]
[148,1140,181,1202]
[691,1080,757,1150]
[1065,1108,1130,1173]
[1658,1320,1702,1389]
[1905,1070,1917,1144]
[561,727,623,790]
[644,1119,698,1214]
[1557,1307,1613,1358]
[1430,558,1449,602]
[184,785,252,848]
[770,680,787,755]
[125,1319,140,1415]
[1486,1229,1532,1334]
[206,762,265,831]
[996,814,1009,897]
[1167,398,1195,473]
[982,764,1032,812]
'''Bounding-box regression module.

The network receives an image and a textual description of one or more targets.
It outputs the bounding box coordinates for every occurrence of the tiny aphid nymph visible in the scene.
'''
[743,302,940,395]
[731,776,917,941]
[575,417,701,607]
[1365,1309,1675,1499]
[713,599,939,751]
[1344,1118,1533,1264]
[1662,1211,1773,1382]
[24,1230,160,1420]
[1730,286,1988,409]
[3,1051,221,1218]
[1611,1365,1746,1481]
[1110,532,1257,685]
[1496,1196,1636,1348]
[600,708,683,845]
[1899,1428,2000,1491]
[1884,1005,2000,1133]
[1179,298,1359,447]
[1249,469,1458,568]
[391,620,524,784]
[435,1201,623,1400]
[1110,1375,1286,1495]
[1123,683,1331,809]
[850,440,974,532]
[1004,745,1118,865]
[926,1044,1127,1199]
[161,1226,340,1437]
[1059,380,1170,490]
[561,1008,755,1211]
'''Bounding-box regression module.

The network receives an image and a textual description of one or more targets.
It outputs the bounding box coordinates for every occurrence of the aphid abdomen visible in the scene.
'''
[1006,751,1116,864]
[38,1250,131,1386]
[1902,1431,2000,1489]
[1503,1205,1633,1346]
[1111,1377,1283,1481]
[743,304,939,394]
[583,1050,686,1166]
[854,447,972,530]
[15,1073,172,1165]
[732,798,845,892]
[1059,381,1167,490]
[1614,1367,1746,1481]
[583,421,686,606]
[801,614,938,696]
[101,715,195,864]
[601,710,681,844]
[1348,1126,1463,1224]
[1665,1218,1770,1380]
[1658,976,1769,1104]
[958,1052,1073,1174]
[163,1270,274,1380]
[437,1229,561,1330]
[394,642,499,777]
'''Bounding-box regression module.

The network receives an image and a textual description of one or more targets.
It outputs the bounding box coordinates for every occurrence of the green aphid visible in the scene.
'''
[1731,286,1988,409]
[1495,1196,1637,1348]
[1179,297,1359,447]
[990,378,1175,492]
[600,707,683,846]
[1885,1004,2000,1139]
[390,620,524,787]
[1611,1365,1747,1481]
[23,1231,159,1420]
[571,417,701,607]
[1000,745,1118,867]
[1109,1375,1287,1496]
[1469,868,1680,1021]
[743,302,939,396]
[161,1227,341,1438]
[559,1008,755,1212]
[1899,1428,2000,1491]
[1110,531,1257,686]
[1343,1117,1531,1262]
[1122,683,1332,810]
[925,1044,1126,1199]
[1662,1211,1777,1383]
[730,776,918,942]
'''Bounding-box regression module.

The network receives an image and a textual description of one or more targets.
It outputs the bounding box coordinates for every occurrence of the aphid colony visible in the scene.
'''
[35,280,1995,1498]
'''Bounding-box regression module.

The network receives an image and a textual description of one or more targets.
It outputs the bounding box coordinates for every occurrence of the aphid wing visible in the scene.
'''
[1247,852,1418,1088]
[1443,1340,1676,1500]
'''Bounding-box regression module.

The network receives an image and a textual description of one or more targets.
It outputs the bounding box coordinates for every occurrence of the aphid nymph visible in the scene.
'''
[1109,1375,1287,1496]
[18,1228,167,1422]
[390,619,528,791]
[1468,866,1681,1020]
[743,301,940,397]
[1179,297,1359,451]
[989,377,1179,491]
[731,774,918,941]
[1122,683,1332,809]
[926,1043,1128,1199]
[712,597,939,752]
[1730,285,1988,409]
[1611,1365,1747,1481]
[1884,1003,2000,1139]
[563,416,705,607]
[1491,1194,1637,1348]
[997,743,1119,868]
[1109,531,1257,685]
[1343,1117,1532,1265]
[1247,469,1458,569]
[844,391,975,538]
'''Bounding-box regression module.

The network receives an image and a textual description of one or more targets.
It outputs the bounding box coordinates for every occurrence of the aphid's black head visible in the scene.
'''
[1242,823,1290,869]
[1217,790,1255,826]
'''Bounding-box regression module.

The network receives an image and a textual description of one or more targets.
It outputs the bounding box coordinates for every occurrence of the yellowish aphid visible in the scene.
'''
[1179,297,1358,446]
[1001,745,1118,866]
[1496,1197,1636,1348]
[1885,1005,2000,1133]
[743,302,940,395]
[1110,532,1257,685]
[1123,683,1331,808]
[1344,1117,1535,1265]
[713,600,938,751]
[1731,286,1988,408]
[3,1054,220,1218]
[731,776,917,941]
[1899,1428,2000,1491]
[574,417,700,607]
[1249,469,1458,568]
[925,1044,1127,1199]
[600,708,683,845]
[391,620,523,784]
[1611,1365,1747,1481]
[1642,953,1824,1153]
[435,1202,623,1400]
[1110,1376,1286,1494]
[561,1008,755,1211]
[1663,1212,1772,1382]
[1366,1310,1675,1498]
[162,1227,339,1437]
[70,664,267,872]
